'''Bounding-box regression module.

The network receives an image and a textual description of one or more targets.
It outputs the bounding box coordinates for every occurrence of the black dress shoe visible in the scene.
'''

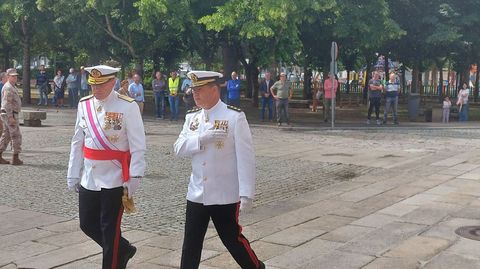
[258,261,266,269]
[118,245,136,269]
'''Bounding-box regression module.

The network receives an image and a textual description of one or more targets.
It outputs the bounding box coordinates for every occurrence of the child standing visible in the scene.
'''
[442,96,451,123]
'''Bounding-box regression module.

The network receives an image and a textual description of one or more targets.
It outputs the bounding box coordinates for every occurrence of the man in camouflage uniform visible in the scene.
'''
[0,68,23,165]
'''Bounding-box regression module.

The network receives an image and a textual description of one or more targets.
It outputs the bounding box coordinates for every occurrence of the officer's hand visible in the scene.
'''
[8,117,15,126]
[199,129,227,145]
[239,197,253,213]
[67,178,80,193]
[123,177,141,198]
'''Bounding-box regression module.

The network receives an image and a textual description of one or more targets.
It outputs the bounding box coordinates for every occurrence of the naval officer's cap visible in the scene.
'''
[187,71,223,88]
[84,65,120,85]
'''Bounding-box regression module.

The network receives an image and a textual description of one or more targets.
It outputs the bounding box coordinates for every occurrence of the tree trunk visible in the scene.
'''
[303,68,312,99]
[384,56,389,77]
[222,43,237,81]
[411,67,419,93]
[243,63,259,104]
[134,58,144,78]
[21,18,31,105]
[346,69,350,94]
[439,65,444,103]
[401,65,406,95]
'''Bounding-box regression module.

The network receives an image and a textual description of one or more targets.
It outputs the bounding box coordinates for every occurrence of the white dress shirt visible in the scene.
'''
[174,100,256,205]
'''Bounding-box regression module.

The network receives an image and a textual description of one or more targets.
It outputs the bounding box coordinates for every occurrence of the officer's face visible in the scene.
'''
[91,79,115,100]
[192,84,219,109]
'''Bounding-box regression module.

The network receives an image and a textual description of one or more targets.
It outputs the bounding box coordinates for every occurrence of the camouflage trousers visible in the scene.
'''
[0,120,22,153]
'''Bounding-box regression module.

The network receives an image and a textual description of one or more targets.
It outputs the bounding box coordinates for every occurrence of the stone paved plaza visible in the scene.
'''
[1,106,480,268]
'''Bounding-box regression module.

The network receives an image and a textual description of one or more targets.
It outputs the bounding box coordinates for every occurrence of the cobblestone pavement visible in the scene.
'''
[0,107,384,234]
[2,106,480,268]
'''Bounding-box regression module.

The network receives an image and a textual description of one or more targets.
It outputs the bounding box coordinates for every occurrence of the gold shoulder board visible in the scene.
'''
[118,94,135,103]
[227,105,242,112]
[79,95,94,102]
[186,107,202,114]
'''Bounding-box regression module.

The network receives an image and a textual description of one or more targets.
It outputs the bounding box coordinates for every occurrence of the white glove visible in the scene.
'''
[67,178,80,193]
[123,177,141,198]
[239,197,253,213]
[199,129,227,146]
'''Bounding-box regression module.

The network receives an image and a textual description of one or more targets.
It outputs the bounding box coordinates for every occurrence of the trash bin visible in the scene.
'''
[425,107,432,122]
[408,93,420,121]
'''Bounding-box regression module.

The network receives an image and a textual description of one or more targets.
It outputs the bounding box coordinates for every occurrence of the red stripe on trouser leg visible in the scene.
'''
[235,203,260,269]
[111,206,124,269]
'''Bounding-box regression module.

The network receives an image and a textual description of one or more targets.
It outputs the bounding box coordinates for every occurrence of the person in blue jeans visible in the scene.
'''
[66,68,79,108]
[152,71,166,118]
[259,72,273,121]
[457,83,469,122]
[227,71,241,107]
[383,73,400,125]
[36,65,49,106]
[168,71,180,121]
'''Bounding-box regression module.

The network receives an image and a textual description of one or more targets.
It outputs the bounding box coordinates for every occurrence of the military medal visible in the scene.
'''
[108,135,120,143]
[104,112,123,131]
[213,120,228,149]
[190,117,199,131]
[97,105,103,112]
[215,140,224,149]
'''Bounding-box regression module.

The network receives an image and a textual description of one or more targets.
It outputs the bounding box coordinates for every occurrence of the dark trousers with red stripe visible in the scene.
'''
[181,201,261,269]
[79,186,131,269]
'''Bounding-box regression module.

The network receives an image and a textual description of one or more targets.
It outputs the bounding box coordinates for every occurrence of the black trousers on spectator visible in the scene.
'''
[79,186,132,269]
[368,97,382,120]
[181,201,261,269]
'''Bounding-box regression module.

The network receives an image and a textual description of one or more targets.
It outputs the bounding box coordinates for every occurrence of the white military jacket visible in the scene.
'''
[174,100,256,205]
[67,90,146,191]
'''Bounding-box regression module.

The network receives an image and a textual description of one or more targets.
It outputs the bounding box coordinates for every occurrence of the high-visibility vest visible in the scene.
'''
[168,77,180,95]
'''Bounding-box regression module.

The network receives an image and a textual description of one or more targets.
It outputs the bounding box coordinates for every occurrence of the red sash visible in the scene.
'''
[83,146,131,182]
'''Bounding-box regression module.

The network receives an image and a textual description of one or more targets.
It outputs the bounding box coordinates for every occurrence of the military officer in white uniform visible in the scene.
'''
[174,71,265,269]
[67,65,146,269]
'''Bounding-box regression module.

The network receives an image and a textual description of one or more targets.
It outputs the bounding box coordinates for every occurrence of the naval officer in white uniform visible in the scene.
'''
[174,71,264,269]
[67,65,146,269]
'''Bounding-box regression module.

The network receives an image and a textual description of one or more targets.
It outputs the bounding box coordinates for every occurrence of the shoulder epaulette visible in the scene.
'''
[186,107,202,114]
[227,105,242,112]
[79,95,94,102]
[118,94,135,103]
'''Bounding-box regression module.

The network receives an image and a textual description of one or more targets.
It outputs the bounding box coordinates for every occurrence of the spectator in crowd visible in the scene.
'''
[79,66,90,97]
[367,71,384,125]
[152,71,166,118]
[323,72,338,123]
[128,74,145,115]
[0,72,6,97]
[311,74,322,113]
[181,75,194,111]
[53,69,65,109]
[168,70,180,121]
[227,71,241,107]
[457,82,469,122]
[270,72,293,126]
[36,65,49,106]
[442,96,451,123]
[66,68,79,108]
[383,73,400,125]
[259,71,274,121]
[118,79,130,96]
